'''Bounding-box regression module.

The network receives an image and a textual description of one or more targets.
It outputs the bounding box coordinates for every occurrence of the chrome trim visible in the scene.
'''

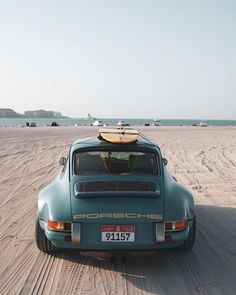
[155,223,165,243]
[164,220,188,232]
[39,219,47,230]
[165,228,187,232]
[72,223,81,243]
[46,220,72,232]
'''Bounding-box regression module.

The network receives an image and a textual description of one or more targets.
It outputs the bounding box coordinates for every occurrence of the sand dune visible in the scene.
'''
[0,126,236,294]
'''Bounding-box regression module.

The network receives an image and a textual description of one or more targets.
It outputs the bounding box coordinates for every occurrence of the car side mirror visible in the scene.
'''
[163,158,168,166]
[59,157,67,166]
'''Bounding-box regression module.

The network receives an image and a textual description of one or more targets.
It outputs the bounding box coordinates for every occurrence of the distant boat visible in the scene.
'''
[86,113,97,120]
[152,119,161,126]
[117,120,129,127]
[199,121,208,127]
[92,120,104,127]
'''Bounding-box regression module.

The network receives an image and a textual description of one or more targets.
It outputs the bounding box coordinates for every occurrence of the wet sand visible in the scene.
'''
[0,126,236,294]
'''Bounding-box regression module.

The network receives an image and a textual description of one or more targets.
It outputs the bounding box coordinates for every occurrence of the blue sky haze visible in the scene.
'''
[0,0,235,119]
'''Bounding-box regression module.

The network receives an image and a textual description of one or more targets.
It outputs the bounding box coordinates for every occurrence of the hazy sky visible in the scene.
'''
[0,0,235,119]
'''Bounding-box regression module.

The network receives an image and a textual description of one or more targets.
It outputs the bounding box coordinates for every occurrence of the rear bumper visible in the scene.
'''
[41,219,194,250]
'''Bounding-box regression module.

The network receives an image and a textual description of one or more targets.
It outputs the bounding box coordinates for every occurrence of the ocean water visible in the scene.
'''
[0,117,235,127]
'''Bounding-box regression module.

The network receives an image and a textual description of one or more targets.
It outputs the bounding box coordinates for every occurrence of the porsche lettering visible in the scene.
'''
[73,213,162,220]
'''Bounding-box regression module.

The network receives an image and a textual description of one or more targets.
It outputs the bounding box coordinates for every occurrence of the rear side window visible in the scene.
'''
[73,150,159,175]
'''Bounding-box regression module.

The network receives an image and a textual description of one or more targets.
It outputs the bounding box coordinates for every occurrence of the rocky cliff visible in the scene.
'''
[24,110,63,118]
[0,108,21,118]
[0,108,66,118]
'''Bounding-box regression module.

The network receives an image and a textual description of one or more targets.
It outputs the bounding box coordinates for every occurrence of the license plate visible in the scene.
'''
[101,225,135,242]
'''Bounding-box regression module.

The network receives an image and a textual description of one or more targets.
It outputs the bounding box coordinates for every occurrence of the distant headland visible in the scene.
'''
[0,108,68,118]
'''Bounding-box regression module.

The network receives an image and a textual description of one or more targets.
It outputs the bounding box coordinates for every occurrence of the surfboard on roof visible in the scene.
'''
[99,127,139,144]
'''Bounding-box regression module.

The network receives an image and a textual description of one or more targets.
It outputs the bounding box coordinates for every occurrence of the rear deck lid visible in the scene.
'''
[71,177,164,223]
[70,147,164,222]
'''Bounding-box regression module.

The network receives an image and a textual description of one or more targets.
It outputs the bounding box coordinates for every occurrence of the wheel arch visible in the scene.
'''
[164,180,195,221]
[37,180,72,223]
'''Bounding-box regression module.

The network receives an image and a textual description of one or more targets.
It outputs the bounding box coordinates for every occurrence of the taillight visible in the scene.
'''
[47,220,71,232]
[165,220,187,232]
[175,220,187,231]
[165,222,173,231]
[63,222,72,231]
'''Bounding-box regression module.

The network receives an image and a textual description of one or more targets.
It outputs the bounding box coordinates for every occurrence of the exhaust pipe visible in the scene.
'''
[110,255,117,263]
[120,255,128,263]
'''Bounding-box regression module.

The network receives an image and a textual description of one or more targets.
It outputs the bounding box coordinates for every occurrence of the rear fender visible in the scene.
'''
[164,174,194,221]
[37,174,71,223]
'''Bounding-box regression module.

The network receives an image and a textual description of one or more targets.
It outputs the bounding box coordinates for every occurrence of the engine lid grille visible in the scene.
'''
[78,181,156,192]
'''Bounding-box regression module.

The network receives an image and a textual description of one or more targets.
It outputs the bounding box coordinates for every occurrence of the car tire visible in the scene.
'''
[35,219,56,253]
[180,216,196,251]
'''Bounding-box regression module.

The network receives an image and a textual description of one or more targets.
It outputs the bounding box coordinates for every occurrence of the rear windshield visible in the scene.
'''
[73,150,159,175]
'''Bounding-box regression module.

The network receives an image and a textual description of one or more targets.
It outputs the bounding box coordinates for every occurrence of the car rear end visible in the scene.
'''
[46,142,190,252]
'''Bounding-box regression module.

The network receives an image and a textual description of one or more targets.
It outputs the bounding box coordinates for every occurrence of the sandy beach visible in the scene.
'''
[0,126,236,294]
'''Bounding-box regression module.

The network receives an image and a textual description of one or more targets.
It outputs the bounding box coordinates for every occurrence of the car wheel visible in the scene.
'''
[35,219,56,253]
[180,216,196,251]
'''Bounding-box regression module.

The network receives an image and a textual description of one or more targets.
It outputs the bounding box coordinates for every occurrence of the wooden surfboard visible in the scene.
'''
[99,128,139,144]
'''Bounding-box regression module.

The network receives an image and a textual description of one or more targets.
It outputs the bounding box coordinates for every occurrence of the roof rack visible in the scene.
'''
[98,127,157,146]
[138,131,157,146]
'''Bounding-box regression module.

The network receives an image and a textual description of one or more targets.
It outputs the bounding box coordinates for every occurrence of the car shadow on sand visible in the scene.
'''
[55,204,236,294]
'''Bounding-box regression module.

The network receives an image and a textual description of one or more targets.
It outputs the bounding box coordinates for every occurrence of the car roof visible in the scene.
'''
[71,135,160,151]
